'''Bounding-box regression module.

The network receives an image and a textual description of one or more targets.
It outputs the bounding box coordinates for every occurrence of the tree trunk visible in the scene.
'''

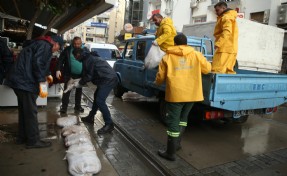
[26,6,43,40]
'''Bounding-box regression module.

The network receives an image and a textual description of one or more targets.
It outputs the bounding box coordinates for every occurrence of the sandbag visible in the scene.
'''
[62,125,88,137]
[57,116,78,127]
[144,45,165,69]
[65,133,91,147]
[64,78,81,93]
[66,151,101,176]
[67,142,95,153]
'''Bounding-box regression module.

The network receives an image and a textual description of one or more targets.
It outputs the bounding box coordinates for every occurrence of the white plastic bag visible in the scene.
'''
[62,125,88,137]
[66,151,101,176]
[144,45,165,69]
[66,142,95,153]
[65,133,91,147]
[57,116,78,127]
[64,78,81,93]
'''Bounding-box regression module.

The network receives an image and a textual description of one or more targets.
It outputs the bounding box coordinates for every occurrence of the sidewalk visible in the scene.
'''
[0,97,117,176]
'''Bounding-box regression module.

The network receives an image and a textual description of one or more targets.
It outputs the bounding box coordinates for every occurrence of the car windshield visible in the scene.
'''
[91,48,121,60]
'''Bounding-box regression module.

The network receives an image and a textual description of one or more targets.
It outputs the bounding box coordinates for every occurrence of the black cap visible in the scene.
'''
[50,35,64,48]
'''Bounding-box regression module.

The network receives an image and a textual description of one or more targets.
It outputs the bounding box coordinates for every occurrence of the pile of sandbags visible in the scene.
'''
[57,117,102,176]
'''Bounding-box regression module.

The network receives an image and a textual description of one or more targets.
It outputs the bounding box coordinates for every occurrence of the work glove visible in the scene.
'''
[56,71,62,80]
[152,40,158,46]
[39,82,48,98]
[46,75,53,84]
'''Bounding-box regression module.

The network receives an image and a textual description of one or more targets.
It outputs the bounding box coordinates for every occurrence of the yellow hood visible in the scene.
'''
[219,9,237,20]
[166,45,194,56]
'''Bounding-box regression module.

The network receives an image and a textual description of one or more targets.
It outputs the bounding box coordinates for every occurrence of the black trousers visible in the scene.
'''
[13,89,39,145]
[62,81,82,109]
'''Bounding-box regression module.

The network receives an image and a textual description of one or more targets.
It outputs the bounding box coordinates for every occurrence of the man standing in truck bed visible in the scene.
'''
[151,13,177,52]
[212,1,238,74]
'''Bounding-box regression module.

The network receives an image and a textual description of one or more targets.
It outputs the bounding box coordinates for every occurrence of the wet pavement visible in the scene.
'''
[0,86,287,176]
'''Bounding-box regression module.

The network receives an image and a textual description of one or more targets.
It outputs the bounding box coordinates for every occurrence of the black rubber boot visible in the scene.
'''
[158,136,177,161]
[81,113,94,124]
[97,123,114,134]
[176,126,186,151]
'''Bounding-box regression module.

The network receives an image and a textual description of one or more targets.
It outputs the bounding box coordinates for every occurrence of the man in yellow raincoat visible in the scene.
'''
[151,13,177,52]
[212,1,238,74]
[154,34,211,161]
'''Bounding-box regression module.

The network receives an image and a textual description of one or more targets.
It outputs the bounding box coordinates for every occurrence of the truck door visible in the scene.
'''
[129,40,147,94]
[118,41,135,90]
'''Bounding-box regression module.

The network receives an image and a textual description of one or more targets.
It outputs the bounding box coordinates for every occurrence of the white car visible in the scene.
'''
[84,43,121,68]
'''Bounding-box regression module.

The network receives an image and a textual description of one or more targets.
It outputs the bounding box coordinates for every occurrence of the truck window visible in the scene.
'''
[124,41,134,60]
[136,41,146,61]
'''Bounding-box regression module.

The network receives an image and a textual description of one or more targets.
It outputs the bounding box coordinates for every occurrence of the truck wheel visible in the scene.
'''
[233,115,249,124]
[113,83,127,98]
[159,98,167,124]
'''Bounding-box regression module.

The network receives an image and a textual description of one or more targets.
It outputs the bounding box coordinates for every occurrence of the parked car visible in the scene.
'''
[84,43,121,67]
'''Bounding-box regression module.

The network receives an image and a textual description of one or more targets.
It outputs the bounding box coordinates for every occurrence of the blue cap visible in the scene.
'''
[50,35,64,48]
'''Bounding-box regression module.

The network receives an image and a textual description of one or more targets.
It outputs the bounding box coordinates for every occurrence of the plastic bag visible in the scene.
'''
[64,78,81,93]
[144,45,165,69]
[66,151,101,176]
[62,125,88,137]
[65,133,91,147]
[66,142,95,153]
[57,116,78,127]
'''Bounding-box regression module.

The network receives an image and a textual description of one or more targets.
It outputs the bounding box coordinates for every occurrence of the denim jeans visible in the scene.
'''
[89,83,117,125]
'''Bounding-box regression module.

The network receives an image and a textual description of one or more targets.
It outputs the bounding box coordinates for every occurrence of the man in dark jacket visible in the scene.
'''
[0,39,14,84]
[5,35,63,149]
[72,48,118,135]
[56,36,84,113]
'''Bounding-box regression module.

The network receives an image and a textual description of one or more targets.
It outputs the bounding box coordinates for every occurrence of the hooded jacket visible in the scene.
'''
[5,36,53,94]
[155,17,177,52]
[79,52,118,87]
[155,45,211,102]
[214,9,238,54]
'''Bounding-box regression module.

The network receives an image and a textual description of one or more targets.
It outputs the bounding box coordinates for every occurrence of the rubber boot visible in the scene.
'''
[176,126,186,151]
[81,112,95,124]
[158,136,177,161]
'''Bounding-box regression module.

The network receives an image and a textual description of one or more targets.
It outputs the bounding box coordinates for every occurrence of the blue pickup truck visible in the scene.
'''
[113,35,287,123]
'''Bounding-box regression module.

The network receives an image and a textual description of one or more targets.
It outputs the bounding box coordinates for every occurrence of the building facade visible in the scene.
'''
[63,1,125,44]
[143,0,287,32]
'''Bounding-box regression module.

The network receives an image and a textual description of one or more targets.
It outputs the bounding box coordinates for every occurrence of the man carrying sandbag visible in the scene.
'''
[151,13,177,52]
[145,14,177,69]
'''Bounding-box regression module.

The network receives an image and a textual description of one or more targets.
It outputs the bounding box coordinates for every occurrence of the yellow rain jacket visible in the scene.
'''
[212,9,238,74]
[155,17,177,52]
[155,45,211,102]
[214,9,238,53]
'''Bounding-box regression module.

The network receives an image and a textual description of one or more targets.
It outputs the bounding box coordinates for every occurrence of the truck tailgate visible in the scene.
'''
[202,72,287,111]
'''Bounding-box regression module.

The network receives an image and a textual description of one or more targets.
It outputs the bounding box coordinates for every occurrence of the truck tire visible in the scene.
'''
[233,115,249,124]
[159,98,167,124]
[113,83,127,98]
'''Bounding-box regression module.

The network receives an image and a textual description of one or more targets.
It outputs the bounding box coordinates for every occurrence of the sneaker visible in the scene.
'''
[97,123,114,135]
[74,106,84,113]
[26,140,52,149]
[59,107,67,113]
[81,116,94,124]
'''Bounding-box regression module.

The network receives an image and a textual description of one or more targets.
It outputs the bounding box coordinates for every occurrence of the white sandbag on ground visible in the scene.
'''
[57,116,78,127]
[62,125,88,137]
[67,142,95,153]
[144,45,165,69]
[66,150,101,176]
[65,133,91,147]
[122,91,158,102]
